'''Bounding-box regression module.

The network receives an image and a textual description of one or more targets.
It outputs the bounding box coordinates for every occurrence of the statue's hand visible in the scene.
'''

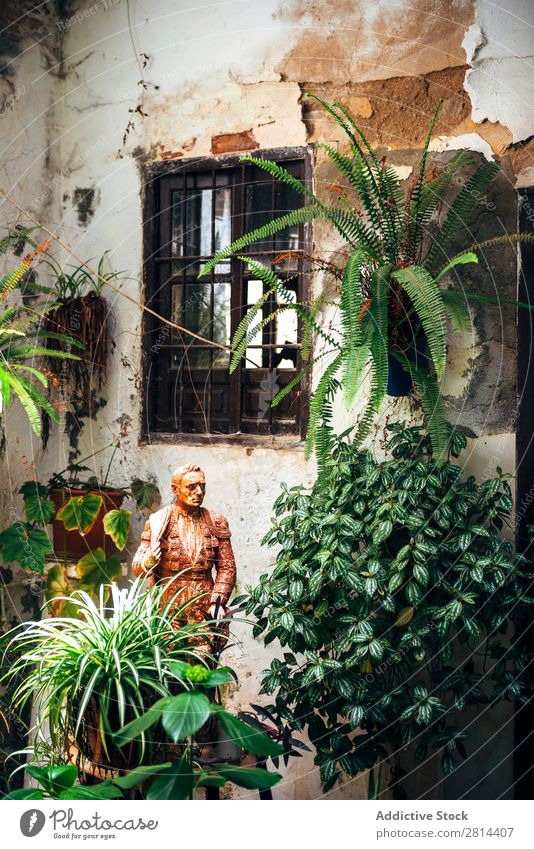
[208,602,227,619]
[143,544,161,572]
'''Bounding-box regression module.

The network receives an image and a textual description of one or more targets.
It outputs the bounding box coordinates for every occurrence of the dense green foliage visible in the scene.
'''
[242,425,534,792]
[200,97,509,462]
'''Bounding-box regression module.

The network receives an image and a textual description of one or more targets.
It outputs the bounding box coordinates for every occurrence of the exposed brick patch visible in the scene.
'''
[211,130,259,155]
[302,67,471,148]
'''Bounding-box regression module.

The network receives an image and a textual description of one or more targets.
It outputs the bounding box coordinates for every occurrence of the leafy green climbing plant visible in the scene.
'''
[239,424,534,793]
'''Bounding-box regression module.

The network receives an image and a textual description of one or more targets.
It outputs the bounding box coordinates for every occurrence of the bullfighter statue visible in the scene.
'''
[132,463,236,629]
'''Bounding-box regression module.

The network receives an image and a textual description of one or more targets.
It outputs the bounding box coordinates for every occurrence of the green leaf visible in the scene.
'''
[130,478,161,511]
[146,757,194,800]
[59,782,122,800]
[373,519,393,545]
[212,765,282,790]
[27,764,77,797]
[56,492,103,535]
[1,788,44,800]
[114,698,170,746]
[161,691,211,742]
[75,548,122,592]
[0,523,51,571]
[413,563,429,586]
[395,606,415,626]
[215,708,284,757]
[115,762,174,790]
[103,508,131,550]
[20,482,56,524]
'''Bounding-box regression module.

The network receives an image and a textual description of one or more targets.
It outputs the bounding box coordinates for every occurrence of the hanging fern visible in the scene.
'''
[427,160,500,267]
[393,266,447,380]
[200,96,513,462]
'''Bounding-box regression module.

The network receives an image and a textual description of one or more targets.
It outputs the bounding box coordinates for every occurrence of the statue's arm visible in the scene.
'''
[210,516,237,607]
[132,521,153,579]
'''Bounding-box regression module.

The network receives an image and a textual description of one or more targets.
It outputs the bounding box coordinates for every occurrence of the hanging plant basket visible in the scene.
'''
[44,291,109,406]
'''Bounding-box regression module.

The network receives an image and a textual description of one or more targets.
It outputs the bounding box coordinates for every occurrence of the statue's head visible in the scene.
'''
[171,463,206,509]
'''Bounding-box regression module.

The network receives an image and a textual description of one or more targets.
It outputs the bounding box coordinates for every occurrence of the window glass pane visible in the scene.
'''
[273,346,298,369]
[171,348,210,368]
[214,187,231,254]
[244,278,264,368]
[185,190,212,256]
[212,282,231,368]
[171,191,184,256]
[171,283,212,341]
[274,182,300,251]
[245,181,273,250]
[276,288,298,348]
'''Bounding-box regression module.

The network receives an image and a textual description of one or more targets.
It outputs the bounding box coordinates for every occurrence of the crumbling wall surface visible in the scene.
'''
[1,0,533,799]
[464,0,534,144]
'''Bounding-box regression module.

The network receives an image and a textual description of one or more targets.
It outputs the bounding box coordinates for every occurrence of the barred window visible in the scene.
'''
[143,152,308,437]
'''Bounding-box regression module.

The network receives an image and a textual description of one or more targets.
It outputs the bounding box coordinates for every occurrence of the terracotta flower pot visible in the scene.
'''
[49,487,125,558]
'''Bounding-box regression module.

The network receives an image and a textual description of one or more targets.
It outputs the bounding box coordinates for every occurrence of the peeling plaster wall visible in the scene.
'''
[0,35,62,633]
[1,0,533,799]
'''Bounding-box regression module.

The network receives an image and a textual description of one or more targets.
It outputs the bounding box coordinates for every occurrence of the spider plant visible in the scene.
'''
[0,235,82,435]
[1,579,222,771]
[200,96,531,465]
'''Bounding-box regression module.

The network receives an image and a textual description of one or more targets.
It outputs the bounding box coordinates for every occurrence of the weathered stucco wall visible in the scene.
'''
[1,0,533,799]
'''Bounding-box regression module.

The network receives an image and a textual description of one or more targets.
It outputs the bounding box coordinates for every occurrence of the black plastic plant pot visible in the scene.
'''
[387,336,429,397]
[387,352,413,396]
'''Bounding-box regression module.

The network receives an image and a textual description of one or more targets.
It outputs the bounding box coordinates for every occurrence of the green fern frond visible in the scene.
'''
[199,205,322,277]
[427,160,499,267]
[435,250,478,282]
[441,290,473,334]
[340,249,370,409]
[305,354,342,459]
[332,101,404,247]
[3,345,80,360]
[409,100,443,248]
[393,265,447,379]
[367,264,392,411]
[318,145,384,257]
[400,357,449,461]
[230,310,286,372]
[1,260,31,302]
[5,372,43,434]
[9,364,48,387]
[271,361,314,408]
[236,258,337,350]
[239,156,320,206]
[0,366,11,411]
[416,150,474,238]
[231,291,270,356]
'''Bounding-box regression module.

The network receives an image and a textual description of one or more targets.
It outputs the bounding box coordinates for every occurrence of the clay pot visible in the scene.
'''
[49,487,125,558]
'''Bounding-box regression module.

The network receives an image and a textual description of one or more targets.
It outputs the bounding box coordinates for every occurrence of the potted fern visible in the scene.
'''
[200,97,529,462]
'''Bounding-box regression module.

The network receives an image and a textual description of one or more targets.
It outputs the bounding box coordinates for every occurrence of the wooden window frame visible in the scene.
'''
[140,147,312,446]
